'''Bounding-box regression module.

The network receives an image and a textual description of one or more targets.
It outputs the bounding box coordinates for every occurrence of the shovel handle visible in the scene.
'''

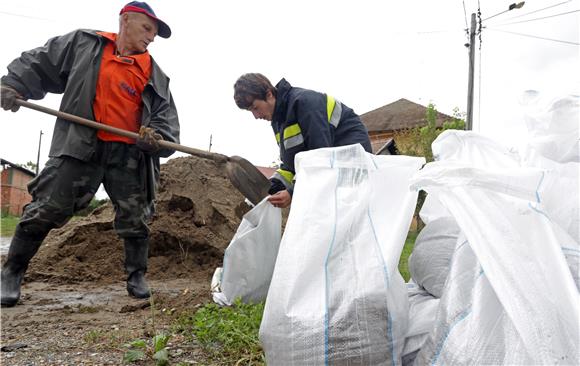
[15,99,227,163]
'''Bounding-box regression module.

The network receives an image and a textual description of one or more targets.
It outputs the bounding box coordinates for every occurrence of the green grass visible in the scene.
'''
[399,230,418,282]
[173,299,265,365]
[1,215,19,237]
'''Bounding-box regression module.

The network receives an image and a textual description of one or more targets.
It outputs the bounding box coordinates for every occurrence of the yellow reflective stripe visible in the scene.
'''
[327,95,336,122]
[275,132,280,144]
[283,123,302,139]
[276,169,294,185]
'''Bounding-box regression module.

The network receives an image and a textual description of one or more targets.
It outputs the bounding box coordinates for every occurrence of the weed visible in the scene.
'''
[84,329,104,345]
[123,333,171,365]
[173,299,265,365]
[123,290,173,365]
[77,305,100,314]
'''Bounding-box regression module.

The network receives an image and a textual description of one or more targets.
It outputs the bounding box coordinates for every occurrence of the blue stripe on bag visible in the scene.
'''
[368,208,396,366]
[324,152,340,365]
[430,269,484,365]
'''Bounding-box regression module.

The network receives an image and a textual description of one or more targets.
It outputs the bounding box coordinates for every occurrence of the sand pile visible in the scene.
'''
[26,155,251,286]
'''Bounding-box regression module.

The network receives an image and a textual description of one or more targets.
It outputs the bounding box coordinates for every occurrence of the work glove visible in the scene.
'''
[136,126,163,153]
[1,85,22,112]
[268,178,287,195]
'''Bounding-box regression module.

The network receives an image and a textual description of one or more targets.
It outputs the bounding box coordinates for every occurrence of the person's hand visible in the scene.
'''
[136,126,163,153]
[267,190,292,208]
[1,85,22,112]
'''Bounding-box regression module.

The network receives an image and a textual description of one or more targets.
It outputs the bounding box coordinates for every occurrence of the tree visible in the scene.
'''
[394,104,465,163]
[17,161,37,172]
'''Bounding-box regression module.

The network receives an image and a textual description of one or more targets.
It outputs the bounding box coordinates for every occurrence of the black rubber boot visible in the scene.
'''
[1,236,43,307]
[124,238,151,299]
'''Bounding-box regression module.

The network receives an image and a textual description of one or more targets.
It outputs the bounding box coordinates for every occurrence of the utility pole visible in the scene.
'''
[465,13,476,131]
[208,134,213,152]
[35,130,43,175]
[465,2,525,131]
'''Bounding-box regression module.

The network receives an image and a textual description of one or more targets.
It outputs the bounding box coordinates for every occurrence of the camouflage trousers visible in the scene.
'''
[16,141,153,242]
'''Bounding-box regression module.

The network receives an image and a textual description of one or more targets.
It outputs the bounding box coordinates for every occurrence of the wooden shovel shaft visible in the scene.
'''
[15,99,228,163]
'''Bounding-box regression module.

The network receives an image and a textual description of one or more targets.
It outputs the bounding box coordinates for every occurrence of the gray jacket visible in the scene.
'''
[1,29,180,201]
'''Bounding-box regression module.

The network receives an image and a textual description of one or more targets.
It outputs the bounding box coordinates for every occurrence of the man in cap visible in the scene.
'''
[234,73,372,208]
[0,2,179,306]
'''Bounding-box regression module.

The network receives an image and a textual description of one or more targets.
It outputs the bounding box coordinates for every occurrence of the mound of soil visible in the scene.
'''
[27,155,251,287]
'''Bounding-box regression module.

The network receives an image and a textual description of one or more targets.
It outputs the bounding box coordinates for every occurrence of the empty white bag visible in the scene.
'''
[212,198,281,305]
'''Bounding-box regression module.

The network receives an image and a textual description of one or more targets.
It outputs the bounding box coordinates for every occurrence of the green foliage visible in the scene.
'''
[399,230,418,281]
[1,215,19,236]
[123,333,171,366]
[394,104,465,163]
[173,299,265,365]
[83,329,105,345]
[17,161,37,172]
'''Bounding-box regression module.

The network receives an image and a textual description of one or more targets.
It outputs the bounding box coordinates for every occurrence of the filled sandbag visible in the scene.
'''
[260,144,424,365]
[408,217,460,298]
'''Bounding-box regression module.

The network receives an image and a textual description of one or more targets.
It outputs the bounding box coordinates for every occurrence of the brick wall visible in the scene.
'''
[1,168,33,216]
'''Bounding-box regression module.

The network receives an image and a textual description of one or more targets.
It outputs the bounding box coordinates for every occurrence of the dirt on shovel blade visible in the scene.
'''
[1,155,253,365]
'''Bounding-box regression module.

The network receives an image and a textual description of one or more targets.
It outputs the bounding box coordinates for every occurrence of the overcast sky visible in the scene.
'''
[1,0,578,175]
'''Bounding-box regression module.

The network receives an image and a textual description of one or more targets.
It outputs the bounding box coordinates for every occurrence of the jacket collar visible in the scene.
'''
[96,31,151,76]
[272,78,292,123]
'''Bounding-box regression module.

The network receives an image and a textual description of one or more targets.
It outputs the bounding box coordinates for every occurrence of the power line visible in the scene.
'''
[487,28,580,45]
[0,10,55,22]
[491,0,572,23]
[493,9,579,26]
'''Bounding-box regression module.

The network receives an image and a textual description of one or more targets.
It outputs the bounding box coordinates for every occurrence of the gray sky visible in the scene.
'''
[1,0,578,174]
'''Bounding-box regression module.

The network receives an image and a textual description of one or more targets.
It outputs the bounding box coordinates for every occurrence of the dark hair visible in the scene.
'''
[233,73,276,109]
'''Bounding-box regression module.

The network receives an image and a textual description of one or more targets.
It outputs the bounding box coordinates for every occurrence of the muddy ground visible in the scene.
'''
[1,155,256,365]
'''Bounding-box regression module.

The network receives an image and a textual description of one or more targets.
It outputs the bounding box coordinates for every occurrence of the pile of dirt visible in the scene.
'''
[26,155,252,288]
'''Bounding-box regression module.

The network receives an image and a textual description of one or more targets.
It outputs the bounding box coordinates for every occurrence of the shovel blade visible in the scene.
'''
[226,156,270,205]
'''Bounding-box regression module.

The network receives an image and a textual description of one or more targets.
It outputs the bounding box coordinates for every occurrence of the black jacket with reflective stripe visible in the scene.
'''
[271,79,372,184]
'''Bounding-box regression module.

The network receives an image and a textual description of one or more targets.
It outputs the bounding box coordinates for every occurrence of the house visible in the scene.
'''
[360,98,454,154]
[1,158,35,216]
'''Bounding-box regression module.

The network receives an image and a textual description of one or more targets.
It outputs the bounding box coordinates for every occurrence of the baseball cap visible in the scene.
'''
[120,1,171,38]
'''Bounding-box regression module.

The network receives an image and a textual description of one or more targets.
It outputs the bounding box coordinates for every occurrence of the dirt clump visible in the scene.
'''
[1,155,253,365]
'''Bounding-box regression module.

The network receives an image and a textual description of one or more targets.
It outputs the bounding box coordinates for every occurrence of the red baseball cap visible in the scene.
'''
[120,1,171,38]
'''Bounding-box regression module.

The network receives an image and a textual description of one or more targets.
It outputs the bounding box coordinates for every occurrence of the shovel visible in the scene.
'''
[14,99,271,205]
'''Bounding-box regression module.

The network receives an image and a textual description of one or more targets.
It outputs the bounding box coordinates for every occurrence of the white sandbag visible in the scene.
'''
[419,130,519,226]
[426,128,580,283]
[408,217,460,298]
[432,130,521,168]
[211,198,281,306]
[401,281,440,366]
[411,162,580,365]
[260,144,424,365]
[520,93,580,243]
